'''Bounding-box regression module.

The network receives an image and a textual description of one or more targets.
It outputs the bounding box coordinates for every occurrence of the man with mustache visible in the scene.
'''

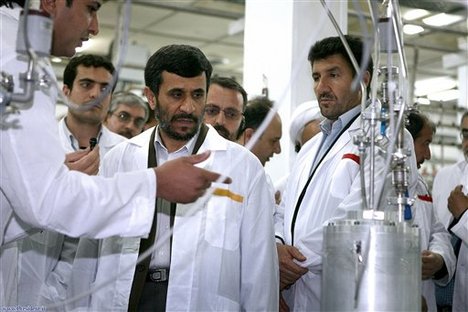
[89,44,279,311]
[203,76,247,141]
[105,91,149,139]
[0,0,229,307]
[274,35,417,310]
[405,111,456,312]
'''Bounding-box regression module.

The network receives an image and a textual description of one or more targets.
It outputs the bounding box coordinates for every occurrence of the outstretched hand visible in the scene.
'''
[155,151,231,203]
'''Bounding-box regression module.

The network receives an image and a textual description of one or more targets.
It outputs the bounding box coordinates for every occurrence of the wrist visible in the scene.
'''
[455,207,468,220]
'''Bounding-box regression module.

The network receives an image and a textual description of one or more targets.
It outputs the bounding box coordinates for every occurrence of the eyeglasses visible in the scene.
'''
[460,128,468,140]
[204,105,242,120]
[111,111,146,128]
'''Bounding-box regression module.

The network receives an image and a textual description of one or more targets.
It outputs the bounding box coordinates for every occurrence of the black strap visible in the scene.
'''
[128,124,209,311]
[290,113,360,245]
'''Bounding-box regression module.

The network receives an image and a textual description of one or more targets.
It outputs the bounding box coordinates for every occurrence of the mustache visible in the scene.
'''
[318,93,336,101]
[120,131,133,139]
[171,113,198,123]
[213,124,230,140]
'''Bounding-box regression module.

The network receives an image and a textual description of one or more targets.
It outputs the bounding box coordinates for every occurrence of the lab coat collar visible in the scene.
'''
[128,124,229,153]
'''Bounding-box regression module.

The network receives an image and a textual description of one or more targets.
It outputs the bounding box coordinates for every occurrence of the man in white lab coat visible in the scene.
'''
[15,54,126,307]
[432,111,468,309]
[433,112,468,229]
[90,44,279,311]
[433,111,468,311]
[274,35,418,310]
[447,180,468,311]
[405,112,456,311]
[0,0,228,306]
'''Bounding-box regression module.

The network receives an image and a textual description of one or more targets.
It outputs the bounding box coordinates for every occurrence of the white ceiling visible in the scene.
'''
[53,0,467,166]
[69,0,468,105]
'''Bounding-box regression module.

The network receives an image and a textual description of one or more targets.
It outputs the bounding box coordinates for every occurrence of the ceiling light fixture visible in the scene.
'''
[403,24,425,35]
[416,97,431,105]
[403,9,430,21]
[414,76,457,97]
[422,13,464,27]
[427,89,460,102]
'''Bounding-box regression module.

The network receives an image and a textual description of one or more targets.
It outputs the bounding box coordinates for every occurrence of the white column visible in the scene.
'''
[243,0,347,183]
[458,65,467,109]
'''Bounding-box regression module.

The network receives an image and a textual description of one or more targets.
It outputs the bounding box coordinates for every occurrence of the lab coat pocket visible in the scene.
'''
[204,183,242,251]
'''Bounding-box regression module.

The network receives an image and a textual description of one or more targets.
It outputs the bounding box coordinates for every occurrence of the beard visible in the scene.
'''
[68,107,104,126]
[155,102,201,141]
[213,124,231,141]
[118,129,134,139]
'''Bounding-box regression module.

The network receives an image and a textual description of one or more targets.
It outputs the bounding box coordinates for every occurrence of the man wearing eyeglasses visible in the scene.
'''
[105,91,149,139]
[204,76,247,141]
[432,110,468,311]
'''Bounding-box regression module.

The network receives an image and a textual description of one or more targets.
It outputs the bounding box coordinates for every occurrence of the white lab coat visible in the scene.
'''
[413,174,456,312]
[433,160,467,229]
[14,122,126,308]
[451,167,468,311]
[57,118,127,155]
[275,113,419,310]
[90,126,279,311]
[432,160,468,311]
[0,5,156,246]
[451,210,468,312]
[0,6,155,306]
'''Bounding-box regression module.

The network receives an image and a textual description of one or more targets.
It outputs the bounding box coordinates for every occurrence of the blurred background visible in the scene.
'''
[51,0,468,184]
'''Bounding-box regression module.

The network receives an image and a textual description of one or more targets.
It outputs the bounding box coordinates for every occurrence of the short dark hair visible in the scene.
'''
[406,111,436,139]
[144,44,212,94]
[210,76,248,111]
[308,35,373,95]
[243,96,274,131]
[63,54,115,90]
[461,111,468,126]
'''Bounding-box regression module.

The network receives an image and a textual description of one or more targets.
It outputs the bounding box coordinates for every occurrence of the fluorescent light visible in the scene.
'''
[423,13,464,27]
[427,89,459,102]
[51,57,62,63]
[416,97,431,105]
[403,24,425,35]
[415,76,457,97]
[403,9,430,21]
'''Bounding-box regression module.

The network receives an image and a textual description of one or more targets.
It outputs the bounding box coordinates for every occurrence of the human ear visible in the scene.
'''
[144,87,157,110]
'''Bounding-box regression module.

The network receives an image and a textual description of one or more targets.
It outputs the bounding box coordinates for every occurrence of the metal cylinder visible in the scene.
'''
[321,220,420,311]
